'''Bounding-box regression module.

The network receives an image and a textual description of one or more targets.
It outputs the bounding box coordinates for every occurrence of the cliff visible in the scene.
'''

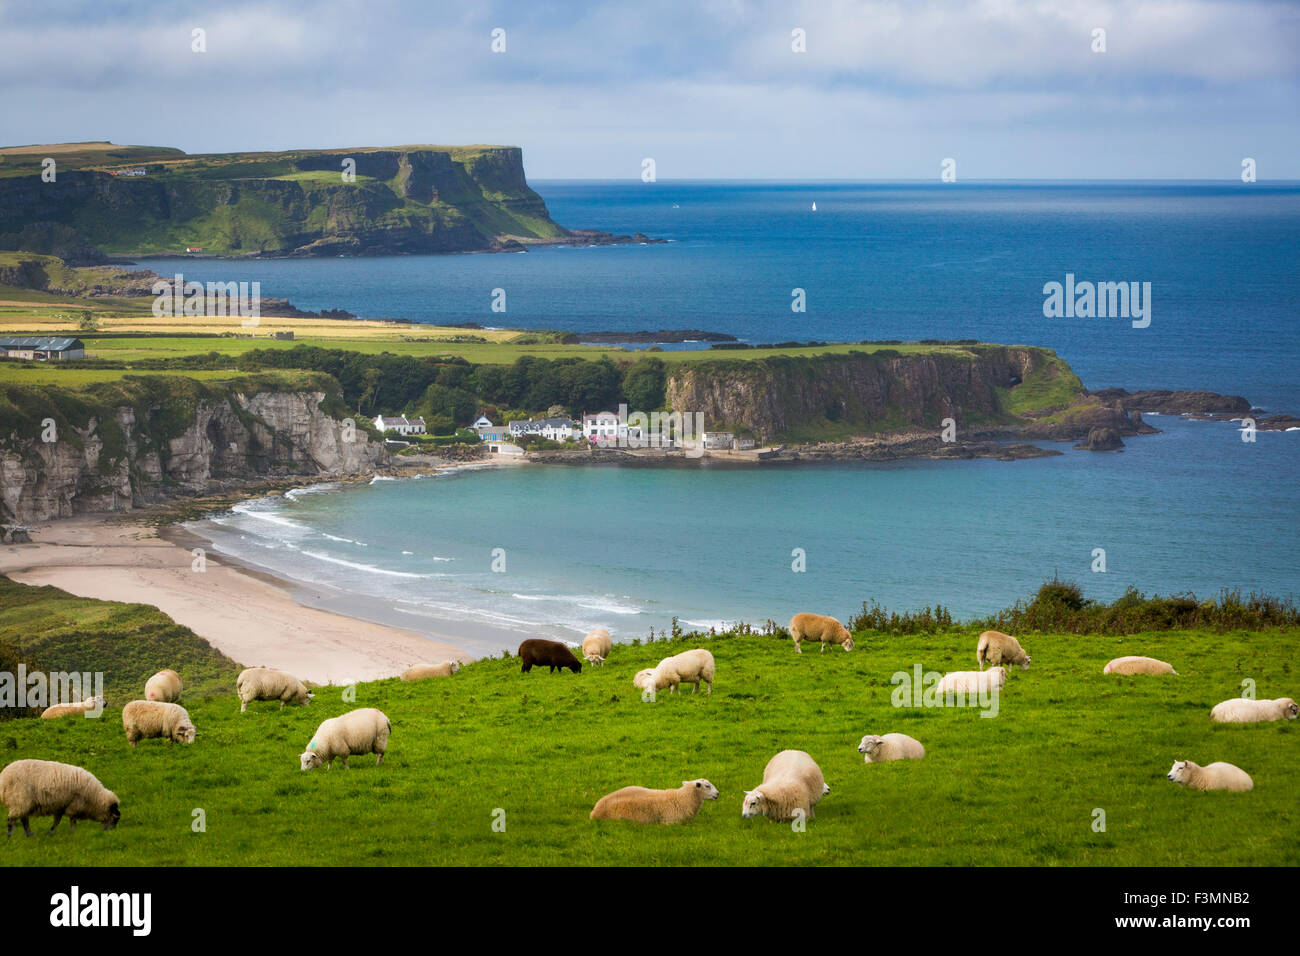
[0,374,387,522]
[0,143,567,257]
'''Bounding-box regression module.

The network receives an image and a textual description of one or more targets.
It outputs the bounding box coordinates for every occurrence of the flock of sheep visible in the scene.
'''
[2,611,1294,837]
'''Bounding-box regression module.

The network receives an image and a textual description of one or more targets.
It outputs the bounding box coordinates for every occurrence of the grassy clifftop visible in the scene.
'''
[0,142,566,257]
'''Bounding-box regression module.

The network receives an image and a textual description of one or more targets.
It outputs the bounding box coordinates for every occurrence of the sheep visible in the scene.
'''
[0,759,121,837]
[589,779,718,824]
[144,669,183,702]
[400,661,461,681]
[632,648,715,696]
[122,700,196,747]
[788,613,854,654]
[40,696,107,719]
[300,708,391,771]
[1210,696,1298,724]
[741,750,829,822]
[935,667,1006,697]
[581,628,613,666]
[1167,759,1253,792]
[976,630,1030,671]
[236,667,314,712]
[858,733,925,763]
[1104,656,1177,676]
[518,639,582,674]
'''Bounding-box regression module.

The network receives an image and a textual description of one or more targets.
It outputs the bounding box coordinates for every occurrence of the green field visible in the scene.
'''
[1,581,1294,866]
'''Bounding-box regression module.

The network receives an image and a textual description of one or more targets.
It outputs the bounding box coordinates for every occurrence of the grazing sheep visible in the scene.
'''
[935,667,1007,697]
[1104,656,1177,676]
[40,696,107,719]
[236,667,314,712]
[300,708,391,771]
[518,639,582,674]
[858,733,925,763]
[1210,696,1298,724]
[0,759,120,837]
[976,631,1030,671]
[741,750,829,822]
[789,613,854,654]
[400,661,461,682]
[144,669,183,702]
[1167,759,1253,792]
[122,700,196,747]
[581,629,613,666]
[633,648,715,696]
[590,779,718,824]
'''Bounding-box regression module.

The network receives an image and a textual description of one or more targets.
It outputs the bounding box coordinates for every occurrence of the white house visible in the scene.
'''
[473,417,510,441]
[373,414,426,436]
[509,417,579,442]
[702,431,735,450]
[582,411,643,445]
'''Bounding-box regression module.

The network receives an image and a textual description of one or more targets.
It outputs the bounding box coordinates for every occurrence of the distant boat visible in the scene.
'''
[672,203,680,209]
[811,202,817,211]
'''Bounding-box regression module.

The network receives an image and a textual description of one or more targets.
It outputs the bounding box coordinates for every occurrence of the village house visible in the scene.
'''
[702,431,735,450]
[472,416,510,442]
[509,417,579,442]
[373,414,426,436]
[0,336,85,361]
[582,411,643,445]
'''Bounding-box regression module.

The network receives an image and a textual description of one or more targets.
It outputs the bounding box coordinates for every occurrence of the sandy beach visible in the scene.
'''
[0,513,475,685]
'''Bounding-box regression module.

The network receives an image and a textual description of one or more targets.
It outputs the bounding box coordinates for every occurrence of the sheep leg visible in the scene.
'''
[341,756,349,769]
[5,818,11,837]
[20,816,32,837]
[376,752,384,766]
[280,701,286,710]
[68,818,76,832]
[707,680,713,695]
[820,642,826,653]
[48,811,63,834]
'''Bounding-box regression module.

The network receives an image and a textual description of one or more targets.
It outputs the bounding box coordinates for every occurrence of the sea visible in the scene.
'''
[174,181,1300,655]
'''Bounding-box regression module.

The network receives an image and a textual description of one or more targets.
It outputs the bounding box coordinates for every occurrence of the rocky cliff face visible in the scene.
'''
[664,346,1071,442]
[0,388,387,523]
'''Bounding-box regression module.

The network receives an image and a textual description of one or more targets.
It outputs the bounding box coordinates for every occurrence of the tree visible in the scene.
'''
[622,357,667,411]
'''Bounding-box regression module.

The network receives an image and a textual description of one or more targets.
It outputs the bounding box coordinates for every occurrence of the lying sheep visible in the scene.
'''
[633,648,715,696]
[581,628,613,666]
[236,667,314,712]
[0,759,120,837]
[1104,656,1177,676]
[1167,759,1253,792]
[40,696,107,719]
[858,733,925,763]
[590,779,718,824]
[144,669,183,702]
[122,700,197,747]
[300,708,391,771]
[400,661,462,681]
[1210,696,1298,724]
[789,613,854,654]
[935,667,1006,697]
[518,639,582,674]
[976,630,1030,671]
[742,750,829,822]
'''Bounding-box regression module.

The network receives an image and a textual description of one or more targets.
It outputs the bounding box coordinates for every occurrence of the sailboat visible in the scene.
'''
[811,201,817,211]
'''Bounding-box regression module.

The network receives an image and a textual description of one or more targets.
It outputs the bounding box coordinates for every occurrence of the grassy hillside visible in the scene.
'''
[0,579,1293,866]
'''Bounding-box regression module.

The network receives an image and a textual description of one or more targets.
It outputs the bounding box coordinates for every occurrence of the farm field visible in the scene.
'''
[1,583,1294,866]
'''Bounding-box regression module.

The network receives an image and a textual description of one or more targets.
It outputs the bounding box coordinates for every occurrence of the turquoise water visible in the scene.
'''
[196,417,1298,656]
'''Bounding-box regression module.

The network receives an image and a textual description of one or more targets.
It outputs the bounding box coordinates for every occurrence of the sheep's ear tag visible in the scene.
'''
[308,741,317,750]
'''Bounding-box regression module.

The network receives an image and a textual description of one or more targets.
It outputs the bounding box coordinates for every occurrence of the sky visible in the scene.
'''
[1,0,1297,179]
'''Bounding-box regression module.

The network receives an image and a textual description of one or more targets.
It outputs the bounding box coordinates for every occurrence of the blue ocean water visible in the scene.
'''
[175,182,1300,653]
[147,180,1300,410]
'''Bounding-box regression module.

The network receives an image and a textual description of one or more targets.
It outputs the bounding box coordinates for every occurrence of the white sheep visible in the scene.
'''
[789,613,854,653]
[236,667,314,712]
[40,696,107,719]
[935,667,1006,697]
[632,648,715,696]
[858,733,925,763]
[144,669,183,702]
[400,661,461,681]
[300,708,391,770]
[1210,696,1298,724]
[1104,656,1177,676]
[1167,759,1253,792]
[122,700,197,747]
[589,779,718,823]
[0,759,121,836]
[741,750,829,822]
[976,630,1030,670]
[581,628,613,666]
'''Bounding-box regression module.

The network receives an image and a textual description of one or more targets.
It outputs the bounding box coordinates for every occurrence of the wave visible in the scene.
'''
[284,482,339,501]
[298,549,442,579]
[512,592,642,615]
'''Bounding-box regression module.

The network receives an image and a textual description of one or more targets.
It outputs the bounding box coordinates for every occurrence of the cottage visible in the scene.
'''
[0,337,85,362]
[373,414,426,436]
[702,431,735,450]
[509,417,579,442]
[473,417,510,442]
[582,411,642,445]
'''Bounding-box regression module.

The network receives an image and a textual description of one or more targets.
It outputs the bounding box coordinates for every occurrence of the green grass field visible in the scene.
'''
[1,584,1294,865]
